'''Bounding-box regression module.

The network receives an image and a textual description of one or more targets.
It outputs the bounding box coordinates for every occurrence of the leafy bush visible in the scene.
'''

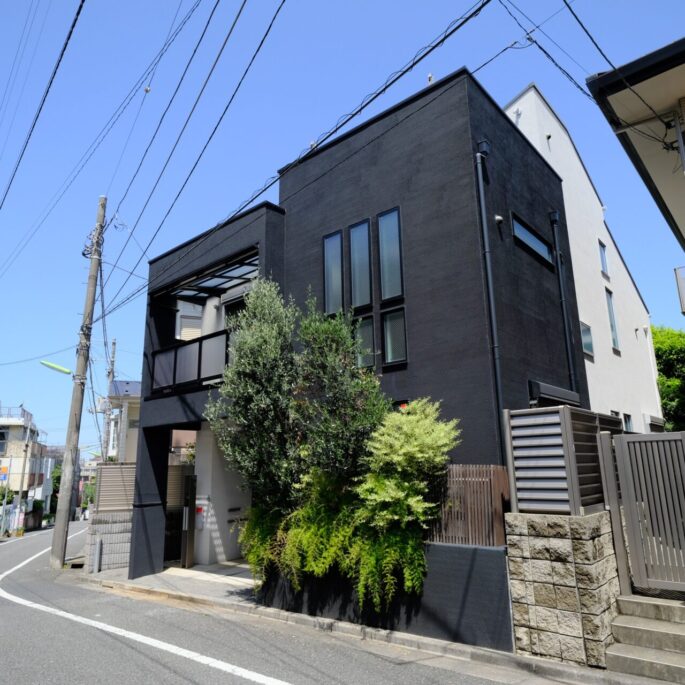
[652,326,685,430]
[207,279,460,610]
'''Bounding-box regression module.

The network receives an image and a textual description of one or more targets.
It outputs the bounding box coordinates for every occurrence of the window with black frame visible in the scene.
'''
[378,209,403,301]
[323,231,343,314]
[349,220,371,309]
[355,317,375,368]
[382,308,407,365]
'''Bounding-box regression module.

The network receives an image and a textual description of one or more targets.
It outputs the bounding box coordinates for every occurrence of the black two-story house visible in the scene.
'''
[129,68,588,579]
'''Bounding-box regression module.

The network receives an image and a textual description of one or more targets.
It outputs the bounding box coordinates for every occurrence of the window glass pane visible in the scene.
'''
[606,290,619,349]
[153,349,175,389]
[356,318,375,368]
[378,210,403,299]
[623,414,633,432]
[324,233,343,314]
[201,333,227,379]
[599,241,609,274]
[383,309,406,364]
[580,322,593,356]
[350,221,371,308]
[175,341,199,384]
[512,217,553,263]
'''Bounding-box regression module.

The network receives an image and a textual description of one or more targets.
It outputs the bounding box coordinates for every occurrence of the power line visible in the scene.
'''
[560,0,669,129]
[0,0,86,215]
[102,0,227,289]
[105,0,184,195]
[106,0,282,308]
[103,0,494,317]
[0,0,203,282]
[0,345,75,367]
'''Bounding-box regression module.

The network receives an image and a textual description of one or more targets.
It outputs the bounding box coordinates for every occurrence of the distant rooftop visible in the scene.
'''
[109,380,141,398]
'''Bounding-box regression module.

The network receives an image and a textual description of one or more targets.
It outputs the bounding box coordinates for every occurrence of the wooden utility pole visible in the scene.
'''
[100,339,116,461]
[50,196,106,569]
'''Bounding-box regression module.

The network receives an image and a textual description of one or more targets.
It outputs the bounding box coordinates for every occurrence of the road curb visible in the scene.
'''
[77,573,661,685]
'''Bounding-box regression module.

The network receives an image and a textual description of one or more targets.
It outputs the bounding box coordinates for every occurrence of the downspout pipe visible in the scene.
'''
[550,210,578,394]
[475,141,505,465]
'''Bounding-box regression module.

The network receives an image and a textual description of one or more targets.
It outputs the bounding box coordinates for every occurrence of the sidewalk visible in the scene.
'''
[79,563,663,685]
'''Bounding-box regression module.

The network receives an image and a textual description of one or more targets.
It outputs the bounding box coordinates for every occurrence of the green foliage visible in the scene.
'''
[239,399,460,611]
[0,485,14,505]
[206,279,460,610]
[82,480,96,507]
[293,303,390,481]
[52,464,62,495]
[205,280,301,514]
[652,326,685,430]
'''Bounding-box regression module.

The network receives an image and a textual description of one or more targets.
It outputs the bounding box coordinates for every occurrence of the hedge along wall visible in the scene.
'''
[260,542,513,652]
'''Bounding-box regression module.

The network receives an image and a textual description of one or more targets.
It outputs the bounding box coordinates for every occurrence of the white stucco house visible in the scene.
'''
[505,85,663,433]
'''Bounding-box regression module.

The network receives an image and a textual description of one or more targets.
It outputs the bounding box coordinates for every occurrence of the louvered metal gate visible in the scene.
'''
[613,432,685,592]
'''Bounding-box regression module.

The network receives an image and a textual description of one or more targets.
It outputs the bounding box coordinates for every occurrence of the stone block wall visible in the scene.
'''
[505,511,620,667]
[86,511,132,573]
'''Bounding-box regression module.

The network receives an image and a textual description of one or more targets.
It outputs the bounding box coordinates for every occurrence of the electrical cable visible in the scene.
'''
[106,0,281,309]
[560,0,670,130]
[102,0,227,289]
[0,0,203,282]
[105,0,184,195]
[0,346,75,367]
[0,0,86,214]
[0,0,53,164]
[104,0,492,313]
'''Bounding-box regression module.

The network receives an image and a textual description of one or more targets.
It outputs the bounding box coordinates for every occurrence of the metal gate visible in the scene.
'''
[604,432,685,593]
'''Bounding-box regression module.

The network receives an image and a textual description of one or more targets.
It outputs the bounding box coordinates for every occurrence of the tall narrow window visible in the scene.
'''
[623,414,633,432]
[323,232,343,314]
[382,309,407,364]
[605,289,619,350]
[0,429,7,454]
[378,209,403,300]
[599,240,609,276]
[356,317,375,368]
[349,221,371,308]
[580,322,594,358]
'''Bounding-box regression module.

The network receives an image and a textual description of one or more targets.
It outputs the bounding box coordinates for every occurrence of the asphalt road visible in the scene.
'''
[0,525,560,685]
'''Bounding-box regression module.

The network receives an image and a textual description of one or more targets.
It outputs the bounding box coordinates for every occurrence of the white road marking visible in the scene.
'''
[0,529,51,546]
[0,531,291,685]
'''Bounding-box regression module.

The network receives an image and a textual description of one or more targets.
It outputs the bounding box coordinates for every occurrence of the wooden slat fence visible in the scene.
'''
[429,464,510,546]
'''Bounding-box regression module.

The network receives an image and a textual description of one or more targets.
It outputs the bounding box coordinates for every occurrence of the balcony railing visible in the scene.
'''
[151,330,229,394]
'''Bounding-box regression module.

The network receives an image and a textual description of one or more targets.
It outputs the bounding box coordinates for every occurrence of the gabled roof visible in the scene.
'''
[505,83,650,314]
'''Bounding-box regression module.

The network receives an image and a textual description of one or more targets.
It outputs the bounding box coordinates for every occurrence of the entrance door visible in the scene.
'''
[614,432,685,592]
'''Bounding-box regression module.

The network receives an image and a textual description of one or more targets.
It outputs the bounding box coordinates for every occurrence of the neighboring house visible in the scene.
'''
[504,85,664,433]
[129,67,590,578]
[105,380,141,463]
[587,37,685,250]
[0,405,52,513]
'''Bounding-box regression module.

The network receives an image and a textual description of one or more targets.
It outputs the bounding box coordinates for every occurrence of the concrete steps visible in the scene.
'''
[607,596,685,684]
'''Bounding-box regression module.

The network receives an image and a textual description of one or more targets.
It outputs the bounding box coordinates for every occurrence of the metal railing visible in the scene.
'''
[429,464,510,546]
[151,330,228,393]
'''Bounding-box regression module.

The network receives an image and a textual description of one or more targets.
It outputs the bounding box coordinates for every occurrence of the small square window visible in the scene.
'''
[580,322,594,357]
[382,309,407,365]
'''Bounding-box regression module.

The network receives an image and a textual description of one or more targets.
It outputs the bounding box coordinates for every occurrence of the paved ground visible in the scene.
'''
[0,526,590,684]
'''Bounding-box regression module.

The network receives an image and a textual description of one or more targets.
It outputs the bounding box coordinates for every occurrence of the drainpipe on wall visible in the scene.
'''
[475,140,505,465]
[549,210,578,394]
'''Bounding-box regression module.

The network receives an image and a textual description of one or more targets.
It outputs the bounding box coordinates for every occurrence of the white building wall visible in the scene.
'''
[505,87,662,432]
[193,423,250,565]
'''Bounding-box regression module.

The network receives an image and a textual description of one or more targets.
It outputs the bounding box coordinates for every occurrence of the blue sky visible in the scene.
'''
[0,0,683,451]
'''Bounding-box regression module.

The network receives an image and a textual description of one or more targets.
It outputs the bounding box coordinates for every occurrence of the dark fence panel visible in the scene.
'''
[429,465,509,546]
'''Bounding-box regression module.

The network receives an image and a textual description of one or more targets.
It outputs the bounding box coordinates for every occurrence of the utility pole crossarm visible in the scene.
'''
[51,196,107,569]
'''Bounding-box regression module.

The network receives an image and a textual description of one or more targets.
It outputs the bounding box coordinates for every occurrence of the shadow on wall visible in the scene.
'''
[259,543,513,651]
